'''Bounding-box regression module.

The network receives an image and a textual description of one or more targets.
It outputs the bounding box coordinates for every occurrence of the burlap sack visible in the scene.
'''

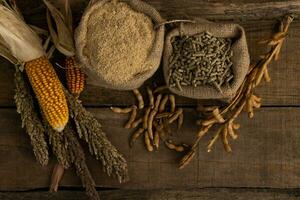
[75,0,165,90]
[163,21,250,100]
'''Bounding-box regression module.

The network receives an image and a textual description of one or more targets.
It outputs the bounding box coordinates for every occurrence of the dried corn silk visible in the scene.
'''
[169,32,234,92]
[84,1,155,85]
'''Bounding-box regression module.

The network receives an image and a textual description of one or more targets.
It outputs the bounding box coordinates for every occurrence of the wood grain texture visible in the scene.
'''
[1,107,300,190]
[1,188,300,200]
[1,0,300,194]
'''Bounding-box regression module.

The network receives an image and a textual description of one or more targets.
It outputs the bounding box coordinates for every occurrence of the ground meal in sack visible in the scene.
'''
[82,1,155,85]
[169,31,234,93]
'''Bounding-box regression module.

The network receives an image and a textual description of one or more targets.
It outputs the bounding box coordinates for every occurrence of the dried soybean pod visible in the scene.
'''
[154,94,162,110]
[143,107,151,129]
[155,112,172,119]
[222,126,232,152]
[153,131,160,149]
[169,95,176,112]
[147,94,162,139]
[212,108,225,123]
[159,95,169,113]
[133,89,144,109]
[144,132,154,152]
[130,128,144,147]
[168,108,183,124]
[124,105,137,129]
[110,106,133,114]
[202,117,218,127]
[165,140,185,152]
[148,109,157,140]
[178,113,184,129]
[147,87,154,108]
[233,123,240,130]
[131,118,143,129]
[153,85,168,93]
[227,121,238,140]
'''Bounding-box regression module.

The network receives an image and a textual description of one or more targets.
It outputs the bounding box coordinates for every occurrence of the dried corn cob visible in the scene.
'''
[0,4,69,132]
[66,56,85,96]
[25,57,69,131]
[44,1,86,96]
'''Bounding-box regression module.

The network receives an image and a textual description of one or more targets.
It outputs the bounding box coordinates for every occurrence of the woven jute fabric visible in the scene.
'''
[163,21,250,100]
[75,0,165,90]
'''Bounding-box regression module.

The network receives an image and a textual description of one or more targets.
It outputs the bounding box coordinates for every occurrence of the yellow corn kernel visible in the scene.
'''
[25,56,69,132]
[66,56,85,96]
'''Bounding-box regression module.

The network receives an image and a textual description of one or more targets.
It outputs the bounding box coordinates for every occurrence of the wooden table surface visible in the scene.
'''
[1,0,300,199]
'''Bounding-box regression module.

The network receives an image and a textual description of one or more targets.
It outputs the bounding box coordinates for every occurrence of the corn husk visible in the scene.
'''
[0,5,44,62]
[44,0,75,57]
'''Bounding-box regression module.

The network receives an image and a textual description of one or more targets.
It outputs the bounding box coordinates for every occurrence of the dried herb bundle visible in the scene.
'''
[66,91,129,183]
[14,67,49,166]
[112,87,189,153]
[179,15,294,169]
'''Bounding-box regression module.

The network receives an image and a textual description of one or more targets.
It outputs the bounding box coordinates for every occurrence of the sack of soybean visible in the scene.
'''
[163,21,250,100]
[75,0,165,90]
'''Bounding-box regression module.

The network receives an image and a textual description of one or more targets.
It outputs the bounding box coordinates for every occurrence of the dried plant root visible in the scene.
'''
[124,105,138,129]
[110,106,133,114]
[130,128,144,147]
[133,89,144,109]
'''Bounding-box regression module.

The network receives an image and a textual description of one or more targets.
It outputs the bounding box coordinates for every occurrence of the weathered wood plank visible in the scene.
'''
[1,188,300,200]
[0,1,299,107]
[1,107,300,190]
[38,0,300,21]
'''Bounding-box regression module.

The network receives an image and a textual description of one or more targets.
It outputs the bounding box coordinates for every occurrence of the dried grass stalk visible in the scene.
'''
[14,67,49,166]
[66,90,129,183]
[63,124,100,200]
